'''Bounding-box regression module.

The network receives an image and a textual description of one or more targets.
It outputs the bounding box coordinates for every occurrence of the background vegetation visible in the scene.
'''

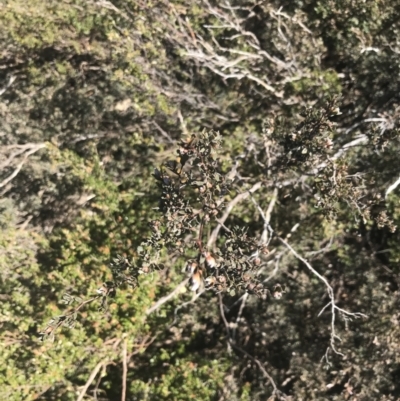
[1,0,400,400]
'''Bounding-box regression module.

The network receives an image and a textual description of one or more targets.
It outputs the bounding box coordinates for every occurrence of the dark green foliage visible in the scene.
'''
[1,0,400,400]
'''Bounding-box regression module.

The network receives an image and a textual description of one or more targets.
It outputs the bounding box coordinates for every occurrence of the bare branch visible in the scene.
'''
[217,294,285,398]
[344,117,391,135]
[262,253,282,283]
[145,278,189,315]
[330,135,368,161]
[0,143,46,189]
[170,288,207,328]
[177,2,304,99]
[278,135,369,189]
[278,234,366,356]
[232,292,248,341]
[152,121,174,143]
[121,338,127,401]
[208,181,262,248]
[260,187,278,245]
[0,75,16,96]
[248,190,367,356]
[77,361,108,401]
[385,175,400,199]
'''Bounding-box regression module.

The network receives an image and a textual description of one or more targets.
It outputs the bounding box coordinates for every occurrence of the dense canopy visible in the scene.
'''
[1,0,400,400]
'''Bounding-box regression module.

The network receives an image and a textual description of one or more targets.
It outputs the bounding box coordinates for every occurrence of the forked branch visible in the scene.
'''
[248,191,367,357]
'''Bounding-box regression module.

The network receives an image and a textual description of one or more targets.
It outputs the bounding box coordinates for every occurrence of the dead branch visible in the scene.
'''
[145,278,189,315]
[218,294,285,399]
[76,360,109,401]
[169,288,207,328]
[276,234,366,356]
[173,1,307,98]
[385,175,400,199]
[248,191,367,356]
[260,187,278,245]
[232,292,248,341]
[208,181,262,248]
[0,75,16,96]
[121,338,127,401]
[0,143,46,189]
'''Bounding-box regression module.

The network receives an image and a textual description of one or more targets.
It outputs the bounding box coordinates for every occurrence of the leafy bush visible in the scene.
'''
[1,0,400,400]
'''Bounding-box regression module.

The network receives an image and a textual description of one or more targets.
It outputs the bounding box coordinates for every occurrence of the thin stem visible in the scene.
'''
[76,361,107,401]
[145,278,189,315]
[121,339,127,401]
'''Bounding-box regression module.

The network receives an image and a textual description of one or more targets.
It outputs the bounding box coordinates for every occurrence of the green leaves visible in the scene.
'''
[1,0,400,399]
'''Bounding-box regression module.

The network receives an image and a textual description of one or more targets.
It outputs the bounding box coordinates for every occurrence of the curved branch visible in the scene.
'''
[145,278,189,315]
[76,360,108,401]
[208,181,262,248]
[0,143,46,189]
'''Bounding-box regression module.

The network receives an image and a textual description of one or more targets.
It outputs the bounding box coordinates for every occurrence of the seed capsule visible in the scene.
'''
[189,269,204,292]
[185,260,198,276]
[203,251,217,268]
[253,257,261,266]
[205,276,216,286]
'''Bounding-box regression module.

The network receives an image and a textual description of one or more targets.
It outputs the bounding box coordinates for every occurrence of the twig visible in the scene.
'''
[145,278,189,315]
[225,293,246,313]
[0,75,16,96]
[177,110,189,136]
[76,361,107,401]
[208,182,262,248]
[248,191,367,356]
[197,216,205,252]
[230,342,283,398]
[260,187,278,245]
[39,296,100,341]
[218,293,232,339]
[330,135,368,162]
[152,121,174,143]
[276,233,366,357]
[278,135,369,189]
[121,338,127,401]
[0,145,31,170]
[128,334,159,359]
[180,1,290,98]
[0,144,46,189]
[385,175,400,199]
[93,364,107,400]
[262,254,282,283]
[306,236,334,257]
[217,294,284,398]
[169,288,207,328]
[344,118,389,135]
[232,292,248,341]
